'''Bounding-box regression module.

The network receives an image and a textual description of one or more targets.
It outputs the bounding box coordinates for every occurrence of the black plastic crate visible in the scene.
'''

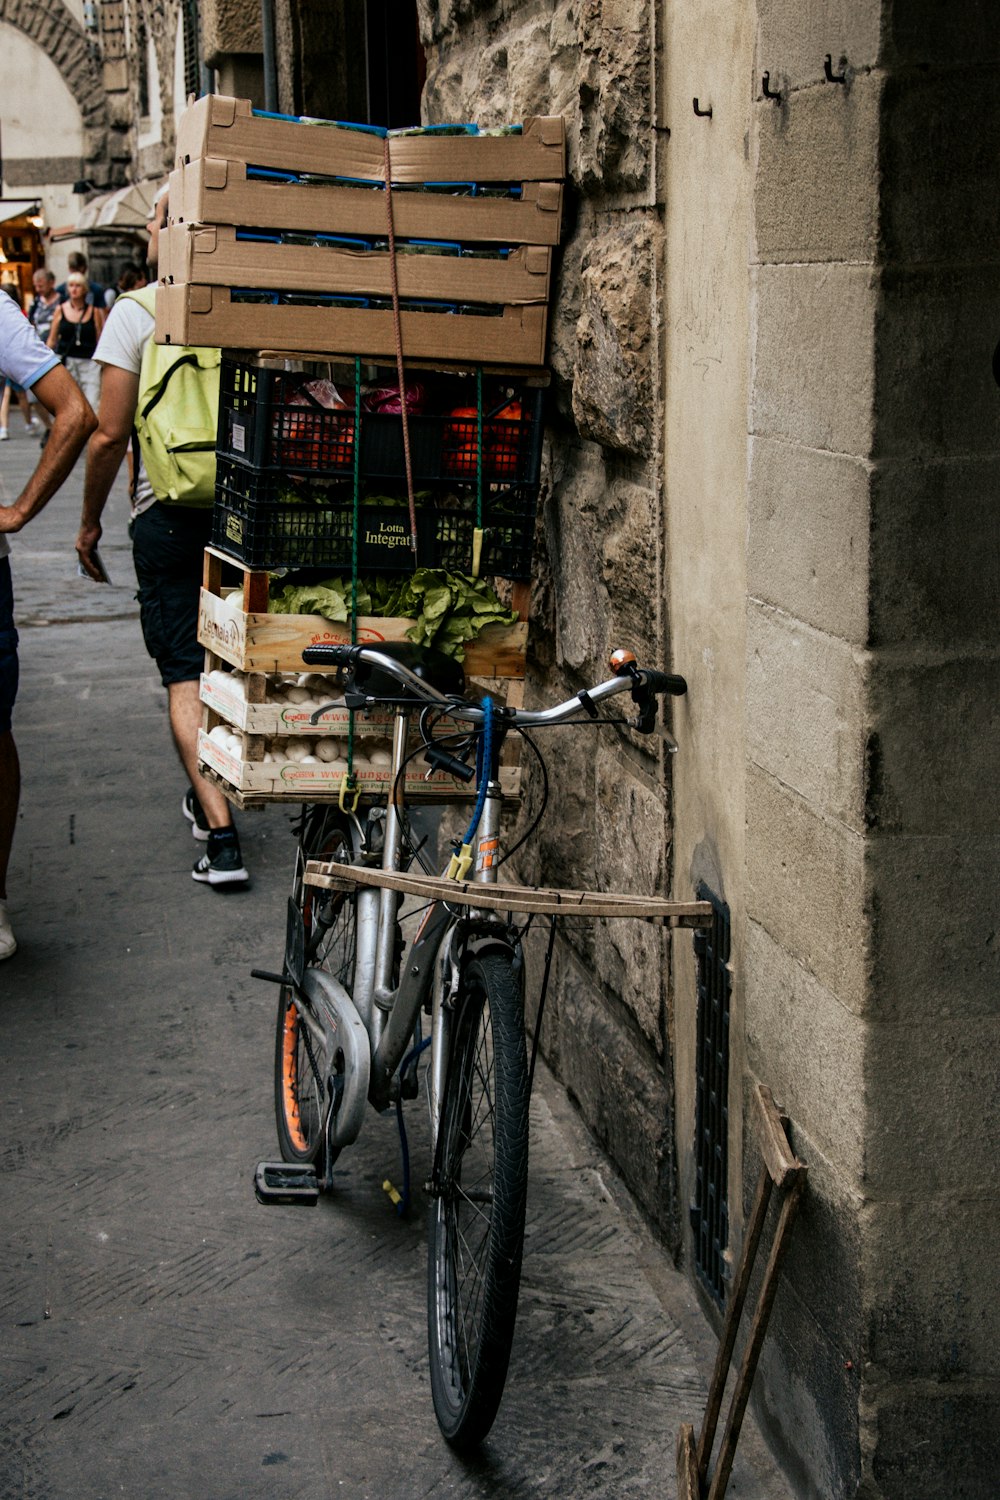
[217,357,545,488]
[212,455,539,578]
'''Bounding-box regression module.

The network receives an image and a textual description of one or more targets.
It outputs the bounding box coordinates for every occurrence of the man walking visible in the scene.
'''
[0,293,97,958]
[75,190,248,889]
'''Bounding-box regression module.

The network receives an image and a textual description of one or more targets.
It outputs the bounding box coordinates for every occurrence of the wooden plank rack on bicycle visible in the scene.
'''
[179,107,709,1452]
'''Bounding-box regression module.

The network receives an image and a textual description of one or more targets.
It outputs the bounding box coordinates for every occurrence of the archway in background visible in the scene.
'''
[0,0,105,123]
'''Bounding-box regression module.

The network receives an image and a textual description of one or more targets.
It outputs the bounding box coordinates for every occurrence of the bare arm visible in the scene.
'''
[76,363,138,581]
[47,306,62,350]
[0,364,96,534]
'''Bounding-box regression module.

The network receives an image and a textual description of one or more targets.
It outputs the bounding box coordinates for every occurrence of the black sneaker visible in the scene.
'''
[192,829,249,889]
[182,787,211,842]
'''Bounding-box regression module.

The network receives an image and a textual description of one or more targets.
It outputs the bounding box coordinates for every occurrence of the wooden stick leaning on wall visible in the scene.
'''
[676,1083,808,1500]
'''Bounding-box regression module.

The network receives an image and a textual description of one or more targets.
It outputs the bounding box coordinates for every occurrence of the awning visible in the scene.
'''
[49,181,158,243]
[0,200,41,227]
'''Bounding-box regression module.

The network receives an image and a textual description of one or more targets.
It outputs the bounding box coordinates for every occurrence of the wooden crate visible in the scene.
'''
[198,727,519,805]
[197,549,528,678]
[159,224,552,306]
[199,670,397,736]
[176,96,566,185]
[198,549,528,810]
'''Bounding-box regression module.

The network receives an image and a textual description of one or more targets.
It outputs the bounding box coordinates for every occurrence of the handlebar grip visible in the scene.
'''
[640,670,688,697]
[302,644,358,668]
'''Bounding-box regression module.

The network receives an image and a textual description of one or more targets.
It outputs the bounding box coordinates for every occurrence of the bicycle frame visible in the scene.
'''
[334,702,512,1136]
[294,646,686,1162]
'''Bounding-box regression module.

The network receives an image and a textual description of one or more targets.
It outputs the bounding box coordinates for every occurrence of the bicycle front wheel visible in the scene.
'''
[427,951,529,1449]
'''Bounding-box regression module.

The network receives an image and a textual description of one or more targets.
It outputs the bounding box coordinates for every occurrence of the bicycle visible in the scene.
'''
[253,639,694,1449]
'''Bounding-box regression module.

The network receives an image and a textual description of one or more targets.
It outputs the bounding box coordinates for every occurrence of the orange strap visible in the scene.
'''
[383,136,419,562]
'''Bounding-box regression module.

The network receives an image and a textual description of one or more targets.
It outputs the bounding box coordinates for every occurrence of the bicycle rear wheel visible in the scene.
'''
[427,951,528,1449]
[274,810,356,1166]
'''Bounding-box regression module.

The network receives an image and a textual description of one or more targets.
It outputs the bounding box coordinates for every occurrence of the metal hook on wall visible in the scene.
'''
[824,54,847,84]
[762,72,782,103]
[692,98,713,119]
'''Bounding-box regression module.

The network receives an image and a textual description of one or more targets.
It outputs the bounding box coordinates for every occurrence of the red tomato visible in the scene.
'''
[443,406,481,475]
[488,401,522,476]
[277,407,354,470]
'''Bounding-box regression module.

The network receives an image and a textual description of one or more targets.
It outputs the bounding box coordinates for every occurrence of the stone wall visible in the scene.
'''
[420,3,1000,1498]
[417,0,682,1240]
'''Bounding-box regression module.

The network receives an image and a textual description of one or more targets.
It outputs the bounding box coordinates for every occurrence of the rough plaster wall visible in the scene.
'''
[659,0,754,1399]
[417,0,680,1242]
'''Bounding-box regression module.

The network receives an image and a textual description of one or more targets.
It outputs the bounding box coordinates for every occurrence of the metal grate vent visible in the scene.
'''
[690,883,732,1307]
[182,0,201,101]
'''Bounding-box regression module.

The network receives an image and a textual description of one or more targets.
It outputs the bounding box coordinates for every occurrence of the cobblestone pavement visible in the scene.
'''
[0,426,794,1500]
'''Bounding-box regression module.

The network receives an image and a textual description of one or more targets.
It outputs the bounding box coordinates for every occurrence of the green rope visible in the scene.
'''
[348,355,362,781]
[476,366,483,529]
[472,366,484,577]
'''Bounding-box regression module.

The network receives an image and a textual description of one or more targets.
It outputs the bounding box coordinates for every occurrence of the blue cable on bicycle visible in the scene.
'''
[447,695,493,881]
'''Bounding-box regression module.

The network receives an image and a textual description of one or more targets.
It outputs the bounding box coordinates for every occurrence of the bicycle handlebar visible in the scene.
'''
[303,643,454,705]
[639,669,689,697]
[302,643,686,729]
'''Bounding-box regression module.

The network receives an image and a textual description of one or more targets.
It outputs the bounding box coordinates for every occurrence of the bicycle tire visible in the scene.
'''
[274,810,357,1166]
[427,951,529,1449]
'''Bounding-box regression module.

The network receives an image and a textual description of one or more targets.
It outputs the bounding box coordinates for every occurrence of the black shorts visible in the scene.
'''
[0,556,18,735]
[131,503,213,687]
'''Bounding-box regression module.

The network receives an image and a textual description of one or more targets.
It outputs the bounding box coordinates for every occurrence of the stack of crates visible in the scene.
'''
[159,94,565,578]
[158,94,565,366]
[166,96,565,804]
[210,359,546,576]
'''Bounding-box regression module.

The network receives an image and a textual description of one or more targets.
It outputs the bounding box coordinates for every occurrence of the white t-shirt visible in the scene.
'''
[93,294,156,516]
[0,293,60,559]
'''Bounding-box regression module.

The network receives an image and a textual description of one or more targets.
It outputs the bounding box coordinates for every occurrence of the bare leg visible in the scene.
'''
[0,384,10,429]
[15,388,33,428]
[0,730,20,899]
[166,679,234,830]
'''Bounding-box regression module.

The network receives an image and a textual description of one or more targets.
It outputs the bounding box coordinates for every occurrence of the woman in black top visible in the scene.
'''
[48,274,104,409]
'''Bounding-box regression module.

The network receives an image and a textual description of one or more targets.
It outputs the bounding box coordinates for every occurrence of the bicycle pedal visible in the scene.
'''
[253,1161,319,1206]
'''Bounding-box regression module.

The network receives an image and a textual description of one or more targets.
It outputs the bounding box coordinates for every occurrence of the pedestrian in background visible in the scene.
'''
[0,292,97,958]
[26,270,58,443]
[76,189,249,890]
[56,252,110,310]
[28,269,60,344]
[47,274,104,415]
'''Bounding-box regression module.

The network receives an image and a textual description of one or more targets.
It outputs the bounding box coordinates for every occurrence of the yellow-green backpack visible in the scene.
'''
[125,285,220,506]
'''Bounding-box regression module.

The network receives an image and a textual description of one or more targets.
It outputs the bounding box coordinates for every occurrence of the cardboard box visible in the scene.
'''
[159,223,552,306]
[157,282,550,367]
[167,158,564,247]
[177,96,566,186]
[198,727,520,802]
[197,588,529,677]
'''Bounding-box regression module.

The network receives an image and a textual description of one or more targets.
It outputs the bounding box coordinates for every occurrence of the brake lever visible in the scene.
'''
[610,654,658,734]
[629,687,658,735]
